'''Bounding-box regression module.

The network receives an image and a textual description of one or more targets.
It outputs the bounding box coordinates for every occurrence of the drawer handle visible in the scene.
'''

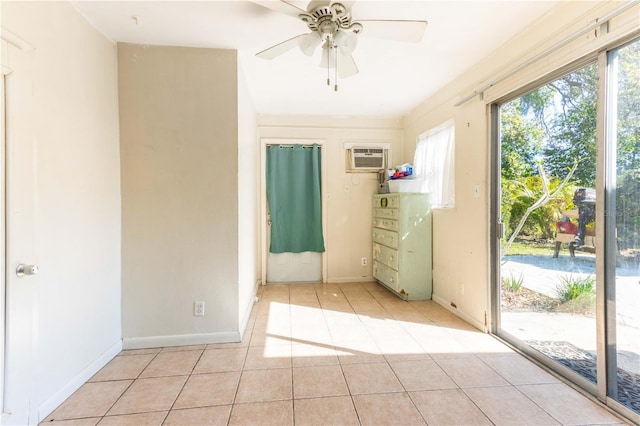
[389,256,394,262]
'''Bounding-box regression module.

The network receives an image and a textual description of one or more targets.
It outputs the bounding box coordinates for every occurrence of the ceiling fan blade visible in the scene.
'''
[256,34,306,59]
[251,0,307,19]
[337,53,359,78]
[338,1,357,12]
[358,20,428,43]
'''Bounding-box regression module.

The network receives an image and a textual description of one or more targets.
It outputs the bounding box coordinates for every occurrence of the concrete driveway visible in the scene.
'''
[501,253,640,375]
[502,253,640,328]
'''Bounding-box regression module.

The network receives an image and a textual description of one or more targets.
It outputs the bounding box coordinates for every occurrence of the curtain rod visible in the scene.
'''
[267,144,320,149]
[454,0,640,107]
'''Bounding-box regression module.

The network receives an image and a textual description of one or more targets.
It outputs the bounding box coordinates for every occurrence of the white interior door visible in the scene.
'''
[266,208,322,283]
[2,37,38,425]
[261,139,326,285]
[266,252,322,283]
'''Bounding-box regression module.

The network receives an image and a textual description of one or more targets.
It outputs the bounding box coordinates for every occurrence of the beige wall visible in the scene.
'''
[119,44,242,346]
[258,116,403,283]
[2,1,122,422]
[403,0,640,330]
[237,61,259,331]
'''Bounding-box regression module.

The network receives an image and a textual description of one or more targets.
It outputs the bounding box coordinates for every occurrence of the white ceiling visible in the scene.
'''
[72,0,559,118]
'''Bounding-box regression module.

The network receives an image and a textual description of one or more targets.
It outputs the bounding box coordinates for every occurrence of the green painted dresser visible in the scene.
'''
[372,193,433,300]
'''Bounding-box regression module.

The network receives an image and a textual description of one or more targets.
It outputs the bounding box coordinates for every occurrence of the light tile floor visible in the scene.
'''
[43,282,627,425]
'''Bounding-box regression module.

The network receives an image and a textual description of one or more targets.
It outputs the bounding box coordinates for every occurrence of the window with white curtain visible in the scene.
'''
[413,119,455,208]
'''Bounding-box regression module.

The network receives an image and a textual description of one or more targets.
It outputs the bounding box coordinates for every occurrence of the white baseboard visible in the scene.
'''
[122,332,241,350]
[126,279,260,351]
[432,293,486,332]
[327,276,375,284]
[38,339,122,422]
[239,282,259,339]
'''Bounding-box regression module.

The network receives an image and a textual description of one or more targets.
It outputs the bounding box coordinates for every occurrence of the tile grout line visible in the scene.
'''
[383,347,430,425]
[157,409,171,426]
[509,383,570,425]
[458,386,512,426]
[289,285,297,426]
[161,347,208,422]
[229,321,256,415]
[333,284,364,426]
[99,349,161,422]
[412,343,495,424]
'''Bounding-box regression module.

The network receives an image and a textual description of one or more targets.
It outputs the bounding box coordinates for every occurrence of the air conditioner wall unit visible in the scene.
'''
[351,147,385,170]
[344,142,391,173]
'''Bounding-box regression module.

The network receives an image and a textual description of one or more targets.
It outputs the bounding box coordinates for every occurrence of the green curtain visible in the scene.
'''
[266,144,325,253]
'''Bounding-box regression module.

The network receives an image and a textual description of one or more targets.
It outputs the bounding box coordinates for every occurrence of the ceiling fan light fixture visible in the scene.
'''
[298,31,322,56]
[333,30,357,55]
[319,45,337,69]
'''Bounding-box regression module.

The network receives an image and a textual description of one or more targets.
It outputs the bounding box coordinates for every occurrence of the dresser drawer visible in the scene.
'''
[373,208,399,220]
[373,194,400,209]
[373,243,399,270]
[373,217,398,231]
[373,261,399,291]
[372,228,399,249]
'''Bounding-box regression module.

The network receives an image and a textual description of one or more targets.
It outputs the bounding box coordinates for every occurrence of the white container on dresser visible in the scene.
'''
[372,193,432,300]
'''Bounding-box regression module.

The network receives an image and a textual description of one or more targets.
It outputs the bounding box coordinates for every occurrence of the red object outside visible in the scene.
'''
[556,221,578,234]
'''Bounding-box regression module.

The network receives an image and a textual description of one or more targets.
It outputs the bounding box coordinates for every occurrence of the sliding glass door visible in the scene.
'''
[497,63,600,389]
[494,37,640,421]
[605,38,640,415]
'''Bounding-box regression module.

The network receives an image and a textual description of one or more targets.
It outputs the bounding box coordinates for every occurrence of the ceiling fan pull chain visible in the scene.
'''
[326,44,330,86]
[334,46,338,92]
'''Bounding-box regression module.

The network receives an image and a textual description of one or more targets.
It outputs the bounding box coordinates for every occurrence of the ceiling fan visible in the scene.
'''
[254,0,427,91]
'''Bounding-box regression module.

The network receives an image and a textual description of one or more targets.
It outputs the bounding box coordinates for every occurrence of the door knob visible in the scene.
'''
[16,264,39,277]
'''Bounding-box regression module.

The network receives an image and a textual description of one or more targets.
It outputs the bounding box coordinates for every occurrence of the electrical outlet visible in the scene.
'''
[194,301,205,316]
[361,257,368,266]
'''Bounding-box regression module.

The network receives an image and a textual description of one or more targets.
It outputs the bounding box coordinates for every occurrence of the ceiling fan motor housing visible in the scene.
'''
[300,2,362,36]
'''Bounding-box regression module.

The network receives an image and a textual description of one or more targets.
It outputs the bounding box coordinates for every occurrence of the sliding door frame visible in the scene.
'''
[490,34,640,424]
[601,37,640,424]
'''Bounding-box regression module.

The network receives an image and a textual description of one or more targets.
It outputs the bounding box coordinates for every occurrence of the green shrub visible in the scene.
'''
[555,275,595,303]
[502,273,524,293]
[556,291,596,315]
